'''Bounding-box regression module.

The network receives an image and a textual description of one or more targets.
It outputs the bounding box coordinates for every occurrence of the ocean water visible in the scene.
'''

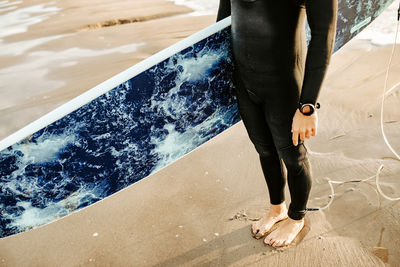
[172,0,400,45]
[0,1,60,39]
[167,0,218,16]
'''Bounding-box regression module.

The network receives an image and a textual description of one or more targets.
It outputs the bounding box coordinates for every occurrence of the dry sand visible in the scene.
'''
[0,0,400,266]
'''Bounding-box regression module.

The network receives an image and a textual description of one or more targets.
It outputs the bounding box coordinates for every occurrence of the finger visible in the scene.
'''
[299,130,306,141]
[311,128,316,136]
[292,131,299,146]
[305,129,311,139]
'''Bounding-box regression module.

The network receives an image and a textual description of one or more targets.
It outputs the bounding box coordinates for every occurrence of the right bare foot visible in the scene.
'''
[251,202,289,239]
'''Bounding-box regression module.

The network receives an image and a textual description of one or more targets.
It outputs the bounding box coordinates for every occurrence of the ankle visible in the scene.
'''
[269,201,287,214]
[287,216,304,223]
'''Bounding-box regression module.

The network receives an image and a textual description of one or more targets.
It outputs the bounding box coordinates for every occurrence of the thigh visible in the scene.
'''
[233,70,275,148]
[263,81,304,151]
[238,70,304,152]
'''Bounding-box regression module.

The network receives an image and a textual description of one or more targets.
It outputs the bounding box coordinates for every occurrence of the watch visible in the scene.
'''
[299,102,320,116]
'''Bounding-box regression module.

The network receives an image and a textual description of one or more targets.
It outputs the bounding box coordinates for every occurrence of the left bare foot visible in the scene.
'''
[263,217,305,247]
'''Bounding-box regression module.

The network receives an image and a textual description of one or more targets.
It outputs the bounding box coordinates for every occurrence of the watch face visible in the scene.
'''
[301,104,314,115]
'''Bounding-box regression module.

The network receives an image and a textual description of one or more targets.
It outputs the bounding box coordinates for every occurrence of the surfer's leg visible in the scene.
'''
[276,142,312,221]
[232,71,289,237]
[261,83,312,247]
[263,146,311,247]
[233,71,286,203]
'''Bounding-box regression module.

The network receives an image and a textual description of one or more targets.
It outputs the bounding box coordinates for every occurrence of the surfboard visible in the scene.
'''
[0,0,395,238]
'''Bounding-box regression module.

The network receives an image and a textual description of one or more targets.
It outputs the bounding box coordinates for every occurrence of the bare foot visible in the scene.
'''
[251,202,289,239]
[264,216,305,247]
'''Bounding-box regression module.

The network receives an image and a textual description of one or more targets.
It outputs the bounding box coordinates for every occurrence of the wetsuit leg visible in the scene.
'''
[278,143,312,220]
[233,70,286,205]
[234,68,312,221]
[249,70,313,221]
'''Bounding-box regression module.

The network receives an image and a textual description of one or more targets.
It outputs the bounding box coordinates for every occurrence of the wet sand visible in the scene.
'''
[1,0,400,266]
[0,0,215,140]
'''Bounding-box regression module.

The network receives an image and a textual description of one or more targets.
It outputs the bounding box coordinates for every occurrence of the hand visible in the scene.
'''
[291,108,318,146]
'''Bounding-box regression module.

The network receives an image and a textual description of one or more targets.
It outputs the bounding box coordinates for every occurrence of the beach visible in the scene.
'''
[0,0,400,266]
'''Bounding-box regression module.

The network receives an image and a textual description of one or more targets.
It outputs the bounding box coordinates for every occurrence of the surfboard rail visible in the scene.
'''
[0,17,232,152]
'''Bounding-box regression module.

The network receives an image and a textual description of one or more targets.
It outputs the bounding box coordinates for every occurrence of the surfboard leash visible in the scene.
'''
[306,2,400,212]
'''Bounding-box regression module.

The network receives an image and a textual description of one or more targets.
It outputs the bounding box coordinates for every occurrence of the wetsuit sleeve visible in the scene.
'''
[216,0,231,22]
[299,0,338,106]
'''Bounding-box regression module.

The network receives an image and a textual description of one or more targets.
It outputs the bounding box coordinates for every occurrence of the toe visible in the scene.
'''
[251,223,259,235]
[271,240,280,247]
[278,240,286,247]
[269,237,278,246]
[251,227,257,235]
[256,226,268,238]
[255,231,264,239]
[253,229,260,237]
[270,239,277,247]
[264,236,272,245]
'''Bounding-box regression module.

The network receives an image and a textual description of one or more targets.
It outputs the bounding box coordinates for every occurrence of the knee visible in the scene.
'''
[253,142,278,158]
[278,143,308,173]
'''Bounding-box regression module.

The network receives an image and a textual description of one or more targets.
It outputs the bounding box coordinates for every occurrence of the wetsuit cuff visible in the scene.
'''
[298,102,321,110]
[288,207,307,220]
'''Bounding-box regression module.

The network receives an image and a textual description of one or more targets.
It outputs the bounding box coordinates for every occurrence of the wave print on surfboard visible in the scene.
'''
[0,0,394,238]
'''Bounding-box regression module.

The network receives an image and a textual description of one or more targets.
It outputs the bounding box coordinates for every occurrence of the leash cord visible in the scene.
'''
[306,3,400,211]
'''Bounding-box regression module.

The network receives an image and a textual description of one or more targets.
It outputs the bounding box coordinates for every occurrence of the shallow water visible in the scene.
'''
[0,1,60,40]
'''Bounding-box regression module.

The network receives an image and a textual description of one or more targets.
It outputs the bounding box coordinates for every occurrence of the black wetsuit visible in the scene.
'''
[217,0,337,220]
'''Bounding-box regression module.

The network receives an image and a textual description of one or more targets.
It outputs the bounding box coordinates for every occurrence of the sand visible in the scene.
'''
[0,0,214,140]
[0,0,399,266]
